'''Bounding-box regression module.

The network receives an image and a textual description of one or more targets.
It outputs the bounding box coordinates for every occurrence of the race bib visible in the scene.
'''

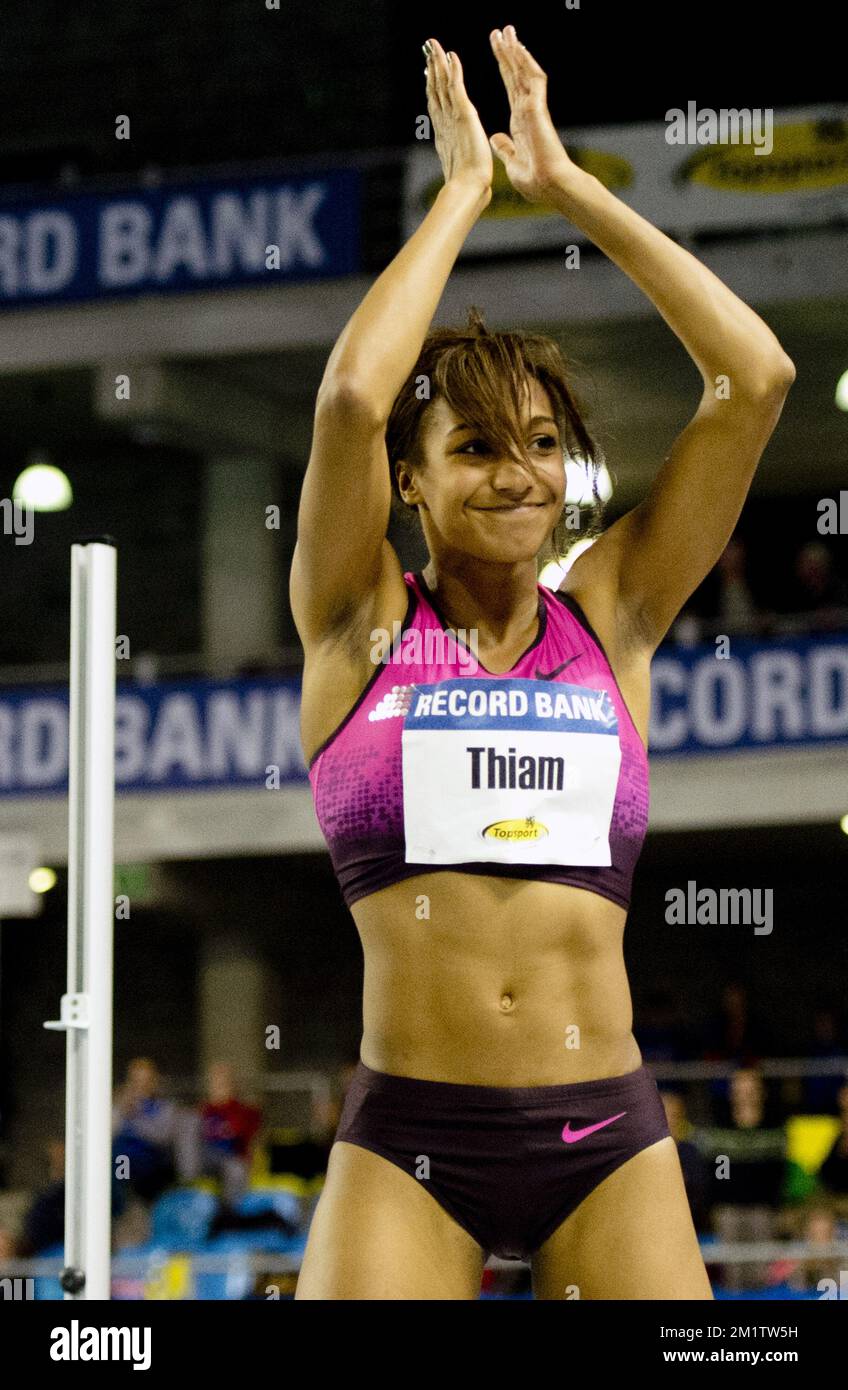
[402,677,622,867]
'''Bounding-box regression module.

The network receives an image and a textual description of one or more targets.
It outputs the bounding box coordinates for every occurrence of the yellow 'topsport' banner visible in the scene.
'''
[403,104,848,252]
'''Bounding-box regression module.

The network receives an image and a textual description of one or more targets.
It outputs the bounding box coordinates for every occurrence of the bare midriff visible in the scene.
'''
[351,870,643,1086]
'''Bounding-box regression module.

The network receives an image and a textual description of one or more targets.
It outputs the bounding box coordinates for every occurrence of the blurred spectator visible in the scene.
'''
[18,1138,65,1255]
[766,1201,843,1290]
[700,1068,787,1290]
[670,536,765,644]
[112,1057,179,1204]
[660,1089,711,1234]
[196,1062,299,1240]
[702,979,774,1127]
[669,609,702,647]
[802,1007,847,1113]
[664,526,848,646]
[17,1136,123,1256]
[702,979,772,1068]
[818,1080,848,1206]
[636,987,695,1062]
[714,535,762,637]
[779,541,848,633]
[196,1061,262,1204]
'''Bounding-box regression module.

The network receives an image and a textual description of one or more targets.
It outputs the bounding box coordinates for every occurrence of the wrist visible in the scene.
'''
[542,163,598,210]
[441,174,492,208]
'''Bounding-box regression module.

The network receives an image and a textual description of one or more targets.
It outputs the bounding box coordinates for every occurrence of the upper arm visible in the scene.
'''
[289,384,402,646]
[565,374,794,655]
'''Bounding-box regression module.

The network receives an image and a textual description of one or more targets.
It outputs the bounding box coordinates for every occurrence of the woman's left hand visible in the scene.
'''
[488,26,579,203]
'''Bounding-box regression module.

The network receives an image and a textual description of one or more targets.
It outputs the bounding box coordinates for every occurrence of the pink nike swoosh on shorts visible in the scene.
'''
[561,1110,627,1143]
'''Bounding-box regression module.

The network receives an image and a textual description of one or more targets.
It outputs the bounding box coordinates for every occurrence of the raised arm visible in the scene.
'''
[489,26,795,654]
[290,40,492,645]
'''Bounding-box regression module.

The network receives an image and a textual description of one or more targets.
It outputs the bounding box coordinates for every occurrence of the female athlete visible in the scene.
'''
[290,25,794,1299]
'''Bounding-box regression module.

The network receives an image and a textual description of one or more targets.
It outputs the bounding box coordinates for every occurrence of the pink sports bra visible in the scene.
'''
[307,570,649,911]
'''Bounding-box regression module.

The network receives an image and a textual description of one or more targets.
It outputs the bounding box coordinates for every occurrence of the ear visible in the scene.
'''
[394,457,420,507]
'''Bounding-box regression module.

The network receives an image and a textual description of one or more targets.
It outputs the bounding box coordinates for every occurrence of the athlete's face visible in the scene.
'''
[398,377,566,562]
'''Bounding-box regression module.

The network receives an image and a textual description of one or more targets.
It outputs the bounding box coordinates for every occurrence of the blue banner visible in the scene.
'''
[0,677,307,797]
[0,169,360,306]
[0,634,846,796]
[649,632,848,756]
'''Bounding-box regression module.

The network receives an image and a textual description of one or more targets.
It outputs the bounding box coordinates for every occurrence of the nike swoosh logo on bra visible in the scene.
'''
[535,653,582,680]
[561,1110,627,1144]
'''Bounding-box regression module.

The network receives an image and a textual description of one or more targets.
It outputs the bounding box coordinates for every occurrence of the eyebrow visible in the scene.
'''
[446,415,559,436]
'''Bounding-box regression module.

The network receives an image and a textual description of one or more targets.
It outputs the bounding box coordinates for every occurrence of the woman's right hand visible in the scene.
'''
[424,37,493,195]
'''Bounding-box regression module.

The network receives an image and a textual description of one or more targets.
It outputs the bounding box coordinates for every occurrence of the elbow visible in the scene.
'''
[315,373,388,425]
[741,354,796,400]
[771,354,796,388]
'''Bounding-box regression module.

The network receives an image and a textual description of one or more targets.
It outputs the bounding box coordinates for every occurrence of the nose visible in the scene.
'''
[490,453,535,495]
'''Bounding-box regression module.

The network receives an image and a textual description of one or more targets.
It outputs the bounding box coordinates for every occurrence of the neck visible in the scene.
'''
[421,561,540,644]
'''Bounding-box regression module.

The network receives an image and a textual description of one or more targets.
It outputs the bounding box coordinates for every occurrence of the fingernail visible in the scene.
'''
[493,29,503,41]
[506,24,516,38]
[422,40,432,58]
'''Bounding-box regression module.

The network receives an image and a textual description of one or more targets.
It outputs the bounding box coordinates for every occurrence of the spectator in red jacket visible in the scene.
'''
[198,1061,262,1203]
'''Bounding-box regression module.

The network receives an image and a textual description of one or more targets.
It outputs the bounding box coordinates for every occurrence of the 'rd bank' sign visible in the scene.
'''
[0,169,360,306]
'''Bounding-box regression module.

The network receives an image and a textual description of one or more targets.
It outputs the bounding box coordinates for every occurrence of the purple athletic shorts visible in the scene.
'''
[334,1059,671,1261]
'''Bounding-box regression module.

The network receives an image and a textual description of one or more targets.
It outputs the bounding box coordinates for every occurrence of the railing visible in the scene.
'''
[2,1240,848,1276]
[152,1056,848,1118]
[650,1058,848,1082]
[129,1055,848,1142]
[672,609,848,645]
[2,1240,847,1299]
[0,648,306,688]
[164,1057,848,1088]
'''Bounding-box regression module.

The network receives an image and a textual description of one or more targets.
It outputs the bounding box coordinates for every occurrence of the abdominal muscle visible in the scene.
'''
[351,870,643,1087]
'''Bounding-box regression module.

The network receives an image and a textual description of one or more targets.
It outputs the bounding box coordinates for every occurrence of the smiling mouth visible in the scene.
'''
[473,503,547,511]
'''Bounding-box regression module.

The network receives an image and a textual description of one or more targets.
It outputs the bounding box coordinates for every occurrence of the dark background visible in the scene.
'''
[0,1,841,186]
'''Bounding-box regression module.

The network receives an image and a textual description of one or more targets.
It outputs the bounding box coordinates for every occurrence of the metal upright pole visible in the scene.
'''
[45,536,117,1300]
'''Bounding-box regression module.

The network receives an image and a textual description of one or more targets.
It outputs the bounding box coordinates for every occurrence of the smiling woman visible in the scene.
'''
[290,23,792,1301]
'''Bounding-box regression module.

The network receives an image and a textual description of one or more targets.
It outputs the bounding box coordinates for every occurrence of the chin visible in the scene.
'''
[473,542,540,564]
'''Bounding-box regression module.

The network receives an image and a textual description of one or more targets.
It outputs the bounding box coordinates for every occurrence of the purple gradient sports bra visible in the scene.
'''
[307,570,649,911]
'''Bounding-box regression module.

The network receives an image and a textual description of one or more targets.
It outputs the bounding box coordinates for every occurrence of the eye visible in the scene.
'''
[457,436,559,456]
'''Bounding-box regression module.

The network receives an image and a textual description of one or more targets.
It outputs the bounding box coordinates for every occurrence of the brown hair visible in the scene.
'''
[385,306,606,569]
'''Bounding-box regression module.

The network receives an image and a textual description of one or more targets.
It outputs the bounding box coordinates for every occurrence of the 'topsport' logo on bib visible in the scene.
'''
[483,817,550,842]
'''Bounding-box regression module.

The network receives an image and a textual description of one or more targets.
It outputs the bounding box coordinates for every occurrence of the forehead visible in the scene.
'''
[428,376,554,431]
